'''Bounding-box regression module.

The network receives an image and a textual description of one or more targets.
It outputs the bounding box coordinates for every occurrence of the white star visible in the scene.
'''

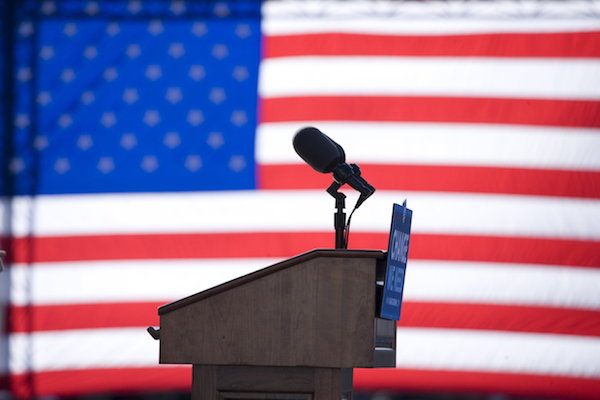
[212,44,228,60]
[141,155,159,173]
[16,67,32,82]
[148,20,164,36]
[85,1,100,16]
[40,1,56,15]
[123,88,139,104]
[145,65,162,81]
[18,21,34,38]
[230,110,248,127]
[187,110,204,127]
[63,23,77,37]
[36,91,52,106]
[163,132,181,149]
[106,22,121,36]
[229,155,247,172]
[54,158,71,174]
[126,43,141,59]
[14,114,30,129]
[39,46,55,60]
[191,22,207,37]
[213,2,230,18]
[84,46,98,60]
[207,132,224,149]
[235,24,252,39]
[36,92,52,106]
[103,67,118,82]
[77,134,93,150]
[188,65,205,81]
[168,43,185,59]
[33,136,49,151]
[58,114,73,128]
[185,155,202,172]
[61,68,76,83]
[232,66,249,82]
[100,112,117,128]
[80,91,95,105]
[128,0,142,14]
[165,87,183,104]
[209,87,226,104]
[143,110,160,127]
[9,158,26,175]
[97,157,115,174]
[169,0,186,15]
[120,133,137,150]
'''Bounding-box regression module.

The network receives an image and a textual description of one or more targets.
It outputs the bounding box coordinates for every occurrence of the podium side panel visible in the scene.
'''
[160,255,378,368]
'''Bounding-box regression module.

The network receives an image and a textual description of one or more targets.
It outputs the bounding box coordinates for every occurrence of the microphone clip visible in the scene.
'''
[332,163,375,209]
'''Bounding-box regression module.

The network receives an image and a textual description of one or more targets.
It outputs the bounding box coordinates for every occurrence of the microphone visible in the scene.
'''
[293,127,375,207]
[292,126,344,173]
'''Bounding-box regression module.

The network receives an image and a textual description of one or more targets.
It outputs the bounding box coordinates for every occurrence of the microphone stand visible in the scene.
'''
[327,181,346,249]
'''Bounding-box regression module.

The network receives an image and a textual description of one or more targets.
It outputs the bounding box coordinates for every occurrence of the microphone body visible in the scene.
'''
[293,127,375,206]
[292,126,344,173]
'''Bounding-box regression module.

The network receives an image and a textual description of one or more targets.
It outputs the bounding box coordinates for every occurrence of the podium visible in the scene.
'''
[157,249,396,400]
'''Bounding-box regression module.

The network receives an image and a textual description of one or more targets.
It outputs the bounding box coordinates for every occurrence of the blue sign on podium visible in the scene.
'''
[380,202,412,321]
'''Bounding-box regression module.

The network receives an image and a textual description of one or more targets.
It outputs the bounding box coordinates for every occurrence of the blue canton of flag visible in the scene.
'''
[12,1,260,195]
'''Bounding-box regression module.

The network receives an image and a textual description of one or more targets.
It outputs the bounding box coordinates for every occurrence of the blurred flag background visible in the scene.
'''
[1,0,600,399]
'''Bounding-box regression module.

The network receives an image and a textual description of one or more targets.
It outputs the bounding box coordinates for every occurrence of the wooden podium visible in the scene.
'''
[157,249,396,400]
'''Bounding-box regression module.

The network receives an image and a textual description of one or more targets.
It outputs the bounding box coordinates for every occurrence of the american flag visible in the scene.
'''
[1,0,600,399]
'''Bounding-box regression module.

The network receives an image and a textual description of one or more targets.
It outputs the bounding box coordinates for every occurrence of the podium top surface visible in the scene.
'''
[158,249,385,316]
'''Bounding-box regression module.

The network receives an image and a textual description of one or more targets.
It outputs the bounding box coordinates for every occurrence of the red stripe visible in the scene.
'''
[261,96,600,127]
[266,32,600,58]
[400,302,600,337]
[6,367,600,400]
[259,164,600,198]
[8,301,600,336]
[354,369,600,400]
[409,234,600,268]
[8,233,600,267]
[7,367,190,399]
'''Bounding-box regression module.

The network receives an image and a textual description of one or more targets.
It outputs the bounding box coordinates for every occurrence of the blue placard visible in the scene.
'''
[380,202,412,321]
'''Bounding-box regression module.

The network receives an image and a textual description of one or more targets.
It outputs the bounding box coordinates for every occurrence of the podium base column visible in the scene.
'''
[192,365,353,400]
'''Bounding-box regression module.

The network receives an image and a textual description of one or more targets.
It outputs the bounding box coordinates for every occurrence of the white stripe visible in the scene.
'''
[8,191,600,240]
[0,335,7,374]
[9,259,274,306]
[0,269,9,304]
[1,197,10,237]
[404,261,600,310]
[263,18,600,36]
[263,0,600,35]
[257,122,600,171]
[258,57,600,100]
[9,328,160,373]
[7,191,332,236]
[9,259,600,310]
[7,326,600,377]
[396,328,600,378]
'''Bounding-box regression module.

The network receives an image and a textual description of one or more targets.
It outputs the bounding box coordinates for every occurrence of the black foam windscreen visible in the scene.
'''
[293,127,345,173]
